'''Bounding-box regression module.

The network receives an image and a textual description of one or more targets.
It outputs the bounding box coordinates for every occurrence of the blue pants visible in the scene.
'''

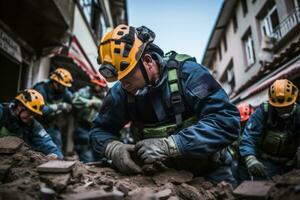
[45,126,62,151]
[74,125,94,163]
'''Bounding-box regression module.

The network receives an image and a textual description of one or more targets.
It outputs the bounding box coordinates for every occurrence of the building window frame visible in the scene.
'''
[233,13,238,33]
[241,0,248,16]
[242,29,256,68]
[260,4,279,38]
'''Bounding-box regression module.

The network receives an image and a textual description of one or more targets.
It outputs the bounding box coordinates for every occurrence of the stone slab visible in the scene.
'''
[37,160,76,173]
[0,136,23,154]
[233,181,273,200]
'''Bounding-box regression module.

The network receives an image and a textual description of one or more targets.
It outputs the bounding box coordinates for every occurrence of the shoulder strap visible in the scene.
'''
[165,51,195,127]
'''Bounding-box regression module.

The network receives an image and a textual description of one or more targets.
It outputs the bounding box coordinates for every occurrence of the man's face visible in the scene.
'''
[53,81,66,93]
[18,106,34,124]
[120,66,146,94]
[275,104,294,118]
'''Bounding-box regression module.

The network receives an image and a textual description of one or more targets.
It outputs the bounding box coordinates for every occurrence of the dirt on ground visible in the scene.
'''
[0,137,300,200]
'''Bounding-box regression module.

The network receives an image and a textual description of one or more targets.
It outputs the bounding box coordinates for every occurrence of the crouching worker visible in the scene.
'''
[90,25,240,186]
[240,79,300,180]
[0,89,63,159]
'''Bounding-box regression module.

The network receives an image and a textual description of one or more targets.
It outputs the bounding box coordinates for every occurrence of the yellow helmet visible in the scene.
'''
[15,89,45,115]
[97,24,155,82]
[50,68,73,87]
[269,79,298,107]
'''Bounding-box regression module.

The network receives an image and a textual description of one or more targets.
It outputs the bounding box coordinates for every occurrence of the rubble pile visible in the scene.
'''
[0,136,300,200]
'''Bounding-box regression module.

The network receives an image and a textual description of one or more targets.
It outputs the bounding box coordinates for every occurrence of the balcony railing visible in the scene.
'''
[272,7,300,41]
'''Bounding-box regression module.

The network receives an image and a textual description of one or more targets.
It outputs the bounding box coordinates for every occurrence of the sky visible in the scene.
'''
[127,0,223,62]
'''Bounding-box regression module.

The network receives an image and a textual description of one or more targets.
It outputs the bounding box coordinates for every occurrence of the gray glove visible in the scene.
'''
[58,102,72,112]
[245,155,267,177]
[135,137,180,164]
[105,141,142,174]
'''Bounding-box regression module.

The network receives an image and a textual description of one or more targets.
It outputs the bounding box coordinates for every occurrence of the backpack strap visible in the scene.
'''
[165,51,195,127]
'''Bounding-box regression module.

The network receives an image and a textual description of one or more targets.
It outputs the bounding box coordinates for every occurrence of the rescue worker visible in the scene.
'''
[228,102,254,184]
[33,68,73,151]
[240,79,300,180]
[90,25,240,185]
[0,89,63,158]
[72,78,106,163]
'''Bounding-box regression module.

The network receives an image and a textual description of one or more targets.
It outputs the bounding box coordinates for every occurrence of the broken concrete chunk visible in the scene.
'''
[177,183,203,200]
[129,187,157,200]
[233,181,273,200]
[0,136,23,154]
[152,170,193,186]
[64,188,124,200]
[154,188,172,200]
[40,173,71,192]
[37,160,76,173]
[0,164,11,182]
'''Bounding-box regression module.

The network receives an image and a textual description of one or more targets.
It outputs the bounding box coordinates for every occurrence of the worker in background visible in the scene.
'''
[33,68,73,151]
[72,78,107,163]
[228,102,255,184]
[0,89,63,159]
[90,24,240,186]
[240,79,300,180]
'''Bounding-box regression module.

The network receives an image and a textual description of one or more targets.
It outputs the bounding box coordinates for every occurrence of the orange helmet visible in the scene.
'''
[15,89,45,115]
[50,68,73,87]
[97,24,155,82]
[269,79,298,107]
[237,102,254,122]
[91,78,107,87]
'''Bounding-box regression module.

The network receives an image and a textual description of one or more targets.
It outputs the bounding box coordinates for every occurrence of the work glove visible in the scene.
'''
[135,137,180,164]
[58,102,72,112]
[87,99,102,109]
[105,141,142,174]
[245,155,267,177]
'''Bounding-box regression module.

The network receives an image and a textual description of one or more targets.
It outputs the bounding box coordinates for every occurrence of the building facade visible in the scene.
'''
[0,0,127,102]
[202,0,300,106]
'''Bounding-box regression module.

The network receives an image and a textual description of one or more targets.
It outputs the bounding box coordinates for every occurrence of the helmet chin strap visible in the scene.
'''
[134,52,164,96]
[138,60,150,86]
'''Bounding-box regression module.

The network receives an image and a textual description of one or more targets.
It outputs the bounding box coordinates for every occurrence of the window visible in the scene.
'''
[260,5,279,37]
[233,13,238,33]
[241,0,248,16]
[223,36,227,52]
[294,0,300,7]
[80,0,92,23]
[243,29,256,66]
[218,45,222,61]
[220,59,235,95]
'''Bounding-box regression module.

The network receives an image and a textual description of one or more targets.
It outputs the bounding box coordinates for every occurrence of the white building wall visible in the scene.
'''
[73,5,99,71]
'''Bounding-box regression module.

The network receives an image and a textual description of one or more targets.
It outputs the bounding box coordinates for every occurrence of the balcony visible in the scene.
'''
[272,7,300,42]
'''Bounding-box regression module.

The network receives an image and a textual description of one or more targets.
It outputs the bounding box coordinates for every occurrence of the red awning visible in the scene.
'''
[240,58,300,100]
[68,36,106,87]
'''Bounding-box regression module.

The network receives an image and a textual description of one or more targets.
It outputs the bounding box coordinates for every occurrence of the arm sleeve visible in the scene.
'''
[239,105,266,157]
[172,62,241,156]
[29,120,63,158]
[89,84,130,158]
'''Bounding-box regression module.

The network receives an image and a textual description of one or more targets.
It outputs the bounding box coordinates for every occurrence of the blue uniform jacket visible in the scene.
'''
[0,103,63,158]
[33,80,73,117]
[90,60,240,158]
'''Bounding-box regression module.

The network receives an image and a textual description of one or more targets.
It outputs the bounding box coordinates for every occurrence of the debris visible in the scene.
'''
[40,173,71,192]
[0,136,23,154]
[129,187,157,200]
[233,181,273,199]
[177,183,204,200]
[152,170,194,186]
[63,187,124,200]
[154,188,172,200]
[39,186,56,200]
[0,164,11,182]
[37,160,76,173]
